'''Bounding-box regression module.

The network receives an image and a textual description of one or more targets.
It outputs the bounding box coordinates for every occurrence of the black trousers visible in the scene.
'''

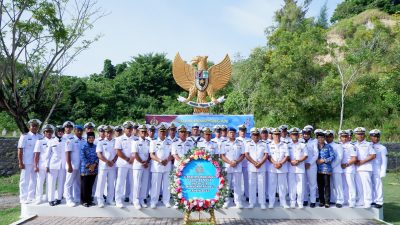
[317,173,331,204]
[81,174,97,204]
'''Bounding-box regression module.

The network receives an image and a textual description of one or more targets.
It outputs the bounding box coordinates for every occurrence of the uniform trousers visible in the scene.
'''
[248,171,266,205]
[356,171,373,206]
[150,172,170,205]
[342,173,356,207]
[288,173,304,206]
[303,166,317,203]
[242,166,249,198]
[115,167,132,205]
[35,167,48,202]
[95,168,117,204]
[19,164,37,202]
[372,173,384,205]
[132,168,150,205]
[226,172,242,205]
[330,172,344,204]
[268,173,288,207]
[47,169,66,202]
[64,169,81,203]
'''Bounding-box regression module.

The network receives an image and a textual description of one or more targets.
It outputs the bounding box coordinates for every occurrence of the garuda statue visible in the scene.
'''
[172,53,231,114]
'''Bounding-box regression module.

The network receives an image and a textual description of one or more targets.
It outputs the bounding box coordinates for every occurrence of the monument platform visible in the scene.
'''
[21,201,383,220]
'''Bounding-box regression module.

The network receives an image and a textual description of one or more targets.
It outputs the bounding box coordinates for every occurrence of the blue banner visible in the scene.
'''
[145,114,255,135]
[181,159,219,200]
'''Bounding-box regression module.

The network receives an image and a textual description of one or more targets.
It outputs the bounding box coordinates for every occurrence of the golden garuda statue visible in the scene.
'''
[172,53,231,114]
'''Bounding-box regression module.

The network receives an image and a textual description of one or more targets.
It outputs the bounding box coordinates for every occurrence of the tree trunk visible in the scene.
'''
[13,113,29,134]
[339,87,345,131]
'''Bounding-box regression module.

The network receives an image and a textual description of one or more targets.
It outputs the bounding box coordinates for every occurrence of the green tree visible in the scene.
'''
[331,0,400,23]
[102,59,116,79]
[0,0,104,132]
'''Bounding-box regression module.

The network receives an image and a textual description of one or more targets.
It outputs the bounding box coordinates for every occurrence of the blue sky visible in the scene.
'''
[65,0,343,77]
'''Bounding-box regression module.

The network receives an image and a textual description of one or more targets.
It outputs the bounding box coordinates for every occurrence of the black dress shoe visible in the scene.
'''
[55,199,61,205]
[310,203,316,208]
[371,202,376,206]
[375,204,383,208]
[124,197,129,202]
[49,201,56,206]
[319,203,324,207]
[303,201,308,206]
[325,204,330,208]
[336,204,342,208]
[83,203,90,207]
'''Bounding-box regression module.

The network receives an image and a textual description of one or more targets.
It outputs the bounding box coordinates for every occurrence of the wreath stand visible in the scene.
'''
[183,208,216,225]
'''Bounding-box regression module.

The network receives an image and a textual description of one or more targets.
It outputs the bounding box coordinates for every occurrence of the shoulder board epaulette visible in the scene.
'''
[211,140,217,143]
[245,140,251,143]
[237,139,243,142]
[221,140,227,142]
[173,139,179,142]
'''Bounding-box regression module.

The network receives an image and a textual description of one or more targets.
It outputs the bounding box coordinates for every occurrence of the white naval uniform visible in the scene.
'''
[149,138,173,206]
[261,139,271,200]
[189,136,203,147]
[211,137,224,154]
[131,137,150,206]
[125,136,139,201]
[354,140,376,207]
[46,137,66,202]
[341,142,357,207]
[197,139,218,156]
[245,140,268,206]
[114,134,135,206]
[301,138,318,204]
[171,138,194,168]
[18,131,43,203]
[372,142,387,205]
[33,137,51,202]
[95,138,117,205]
[220,139,244,206]
[237,136,249,199]
[329,142,344,205]
[64,135,85,204]
[288,142,308,207]
[268,141,289,208]
[167,136,178,142]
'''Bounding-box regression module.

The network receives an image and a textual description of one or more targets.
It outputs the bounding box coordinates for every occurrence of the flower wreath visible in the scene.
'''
[170,147,229,212]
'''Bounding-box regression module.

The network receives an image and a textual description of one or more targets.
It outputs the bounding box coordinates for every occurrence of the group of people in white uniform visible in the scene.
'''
[17,119,387,210]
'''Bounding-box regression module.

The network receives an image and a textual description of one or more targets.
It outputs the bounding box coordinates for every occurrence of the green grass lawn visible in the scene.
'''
[0,172,399,224]
[0,206,21,225]
[383,172,400,225]
[0,174,19,195]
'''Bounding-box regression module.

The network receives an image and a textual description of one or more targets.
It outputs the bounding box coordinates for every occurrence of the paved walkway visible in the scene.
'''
[0,194,19,209]
[21,217,382,225]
